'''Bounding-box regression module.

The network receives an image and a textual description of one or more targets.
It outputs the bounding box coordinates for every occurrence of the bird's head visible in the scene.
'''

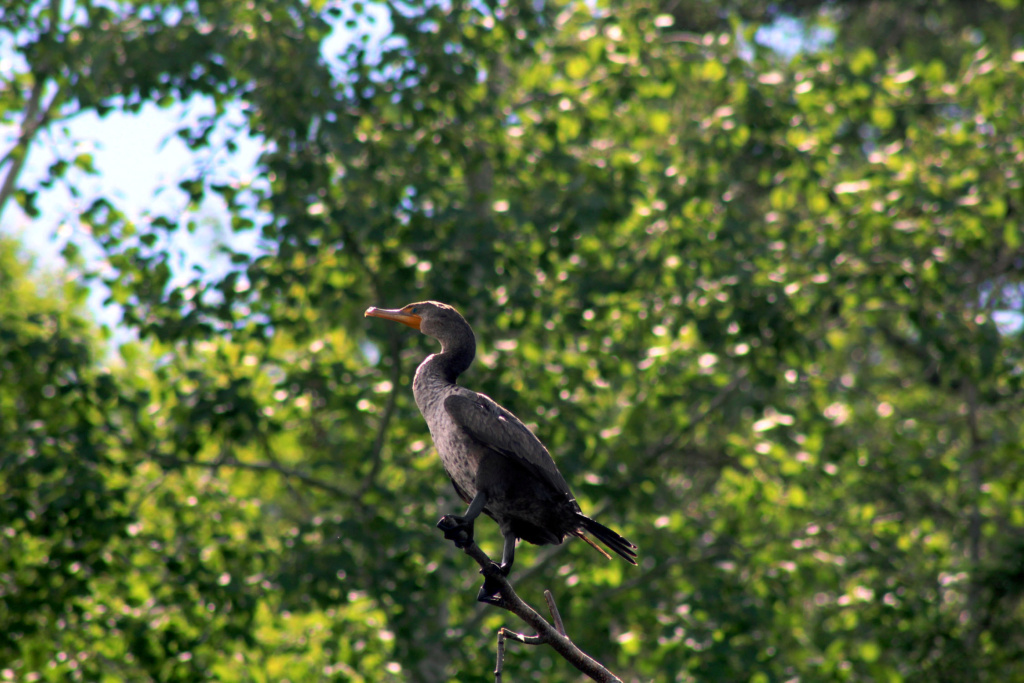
[365,300,472,343]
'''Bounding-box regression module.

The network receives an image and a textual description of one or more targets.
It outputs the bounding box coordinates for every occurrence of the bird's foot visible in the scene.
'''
[476,561,511,605]
[437,515,474,549]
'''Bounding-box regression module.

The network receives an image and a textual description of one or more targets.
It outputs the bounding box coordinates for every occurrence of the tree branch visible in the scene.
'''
[253,432,313,515]
[0,77,61,223]
[964,378,986,651]
[454,539,624,682]
[495,591,566,683]
[495,627,545,683]
[0,0,65,222]
[158,455,353,499]
[544,589,567,636]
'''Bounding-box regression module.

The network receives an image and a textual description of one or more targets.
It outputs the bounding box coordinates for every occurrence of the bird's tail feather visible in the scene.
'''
[575,514,638,565]
[576,530,613,560]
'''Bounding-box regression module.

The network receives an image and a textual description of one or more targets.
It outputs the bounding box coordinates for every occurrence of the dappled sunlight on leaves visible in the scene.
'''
[4,0,1024,680]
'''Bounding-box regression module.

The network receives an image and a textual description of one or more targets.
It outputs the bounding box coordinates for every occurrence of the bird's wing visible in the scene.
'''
[444,392,572,495]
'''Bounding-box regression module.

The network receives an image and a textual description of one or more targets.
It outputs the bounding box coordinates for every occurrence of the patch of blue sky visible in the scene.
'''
[1,1,394,336]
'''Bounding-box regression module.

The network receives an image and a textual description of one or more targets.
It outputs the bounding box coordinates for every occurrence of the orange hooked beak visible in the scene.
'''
[365,305,422,330]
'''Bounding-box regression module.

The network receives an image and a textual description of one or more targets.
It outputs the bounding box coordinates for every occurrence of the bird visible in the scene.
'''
[365,300,637,602]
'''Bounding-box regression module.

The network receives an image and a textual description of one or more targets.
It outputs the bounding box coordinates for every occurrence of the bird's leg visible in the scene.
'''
[437,491,487,549]
[498,531,516,576]
[478,532,517,605]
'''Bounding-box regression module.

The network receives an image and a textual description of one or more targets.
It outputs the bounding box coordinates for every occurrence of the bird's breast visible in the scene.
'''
[413,373,481,498]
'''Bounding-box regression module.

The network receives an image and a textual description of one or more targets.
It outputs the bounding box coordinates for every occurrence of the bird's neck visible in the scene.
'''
[419,334,475,385]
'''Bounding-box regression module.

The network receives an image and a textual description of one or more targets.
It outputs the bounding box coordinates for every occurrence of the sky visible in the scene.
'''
[2,100,265,330]
[0,1,392,333]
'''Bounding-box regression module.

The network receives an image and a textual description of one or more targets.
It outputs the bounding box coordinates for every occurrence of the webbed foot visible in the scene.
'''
[437,515,474,549]
[476,561,511,605]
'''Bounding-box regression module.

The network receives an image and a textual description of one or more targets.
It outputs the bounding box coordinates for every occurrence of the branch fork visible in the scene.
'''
[449,536,623,683]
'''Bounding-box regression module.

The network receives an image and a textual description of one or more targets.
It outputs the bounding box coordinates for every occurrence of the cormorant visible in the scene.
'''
[366,301,636,602]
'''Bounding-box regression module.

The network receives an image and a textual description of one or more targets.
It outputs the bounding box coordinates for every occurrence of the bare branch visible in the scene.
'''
[495,625,547,683]
[495,626,547,683]
[455,540,624,682]
[499,629,546,645]
[495,629,506,683]
[544,589,566,636]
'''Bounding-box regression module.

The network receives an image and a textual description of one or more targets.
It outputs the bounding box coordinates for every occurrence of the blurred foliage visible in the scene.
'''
[2,0,1024,681]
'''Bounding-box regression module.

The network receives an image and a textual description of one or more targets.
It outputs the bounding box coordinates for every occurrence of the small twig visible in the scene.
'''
[495,626,547,682]
[494,589,564,683]
[495,629,505,683]
[544,590,566,636]
[499,628,546,645]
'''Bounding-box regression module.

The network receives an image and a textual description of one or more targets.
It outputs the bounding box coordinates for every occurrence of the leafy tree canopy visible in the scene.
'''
[2,0,1023,680]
